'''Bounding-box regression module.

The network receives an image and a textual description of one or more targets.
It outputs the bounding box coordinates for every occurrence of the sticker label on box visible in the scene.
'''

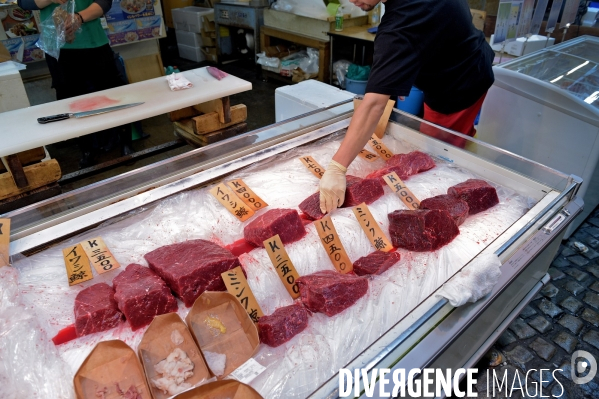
[229,358,266,384]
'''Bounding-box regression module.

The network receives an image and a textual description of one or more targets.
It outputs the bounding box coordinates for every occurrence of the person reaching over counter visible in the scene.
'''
[319,0,495,214]
[17,0,132,168]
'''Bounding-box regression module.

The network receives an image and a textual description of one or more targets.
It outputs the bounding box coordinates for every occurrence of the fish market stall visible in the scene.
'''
[0,100,582,398]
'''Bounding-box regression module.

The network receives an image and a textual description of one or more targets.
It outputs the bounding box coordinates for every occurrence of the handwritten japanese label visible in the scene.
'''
[221,266,264,323]
[263,234,301,299]
[368,136,394,160]
[81,237,121,275]
[0,219,10,267]
[383,172,421,209]
[209,183,255,222]
[299,156,325,179]
[357,149,380,163]
[62,244,94,286]
[352,204,393,252]
[226,179,268,212]
[314,215,353,274]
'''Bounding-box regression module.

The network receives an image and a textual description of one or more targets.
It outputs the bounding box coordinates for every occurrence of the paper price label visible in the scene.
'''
[227,179,268,211]
[222,266,264,323]
[263,234,301,299]
[210,183,255,222]
[229,358,266,384]
[352,204,393,252]
[81,237,121,275]
[315,215,353,274]
[62,244,94,286]
[357,149,380,162]
[368,136,394,160]
[0,219,10,267]
[299,156,325,179]
[383,172,421,209]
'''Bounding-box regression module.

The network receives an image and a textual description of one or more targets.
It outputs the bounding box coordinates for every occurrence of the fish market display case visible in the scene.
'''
[2,101,582,398]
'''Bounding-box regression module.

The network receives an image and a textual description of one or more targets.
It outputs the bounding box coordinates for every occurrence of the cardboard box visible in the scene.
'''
[201,47,218,62]
[202,13,215,32]
[172,7,213,33]
[0,42,10,63]
[173,380,263,399]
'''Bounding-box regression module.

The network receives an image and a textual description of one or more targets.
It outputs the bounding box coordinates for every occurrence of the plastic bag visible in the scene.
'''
[333,59,352,88]
[256,52,281,68]
[346,63,371,81]
[271,0,329,19]
[36,0,79,60]
[298,47,319,75]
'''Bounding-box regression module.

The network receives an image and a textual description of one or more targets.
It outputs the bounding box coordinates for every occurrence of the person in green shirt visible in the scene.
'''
[18,0,132,167]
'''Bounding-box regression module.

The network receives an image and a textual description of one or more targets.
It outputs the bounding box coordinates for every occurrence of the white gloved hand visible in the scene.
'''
[319,160,347,214]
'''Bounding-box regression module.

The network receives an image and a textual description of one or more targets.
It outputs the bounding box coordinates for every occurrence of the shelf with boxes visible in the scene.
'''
[172,6,218,62]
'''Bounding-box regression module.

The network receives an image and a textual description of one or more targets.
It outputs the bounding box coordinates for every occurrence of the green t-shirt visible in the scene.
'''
[40,0,109,50]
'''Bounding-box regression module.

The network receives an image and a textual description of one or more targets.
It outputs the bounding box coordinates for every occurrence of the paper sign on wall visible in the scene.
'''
[221,266,264,323]
[357,149,380,162]
[0,218,10,267]
[62,244,94,286]
[352,204,393,252]
[368,136,394,160]
[210,183,255,222]
[314,214,353,274]
[81,237,121,275]
[299,156,325,179]
[227,179,268,211]
[263,234,301,299]
[383,172,421,209]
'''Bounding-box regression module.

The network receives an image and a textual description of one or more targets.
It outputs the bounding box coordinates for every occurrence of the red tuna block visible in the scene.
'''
[144,240,241,307]
[353,251,401,276]
[420,194,470,226]
[297,270,368,316]
[448,179,499,215]
[257,302,309,347]
[244,208,306,247]
[298,176,384,221]
[113,264,178,330]
[388,209,459,252]
[366,151,435,185]
[74,283,123,337]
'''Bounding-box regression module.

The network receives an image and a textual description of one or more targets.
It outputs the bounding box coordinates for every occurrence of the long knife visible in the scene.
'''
[37,102,144,124]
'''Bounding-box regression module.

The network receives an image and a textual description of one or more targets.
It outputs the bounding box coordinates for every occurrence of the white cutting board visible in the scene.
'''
[0,67,252,158]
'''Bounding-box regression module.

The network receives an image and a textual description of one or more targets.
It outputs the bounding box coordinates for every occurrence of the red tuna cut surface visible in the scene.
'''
[388,209,459,252]
[448,179,499,215]
[298,176,384,221]
[144,239,241,307]
[297,270,368,316]
[257,302,309,347]
[113,264,178,330]
[366,151,435,185]
[420,194,470,226]
[74,283,123,337]
[353,251,401,276]
[244,208,306,247]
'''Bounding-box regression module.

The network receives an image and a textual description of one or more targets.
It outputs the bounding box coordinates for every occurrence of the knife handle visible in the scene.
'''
[37,114,71,124]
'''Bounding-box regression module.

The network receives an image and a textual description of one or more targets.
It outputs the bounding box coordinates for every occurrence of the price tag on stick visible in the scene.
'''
[227,179,268,211]
[263,234,301,299]
[210,183,255,222]
[315,214,353,274]
[383,172,421,209]
[357,149,380,163]
[368,136,394,160]
[62,244,94,286]
[0,218,10,267]
[299,156,325,179]
[81,237,121,275]
[352,204,393,252]
[222,266,264,323]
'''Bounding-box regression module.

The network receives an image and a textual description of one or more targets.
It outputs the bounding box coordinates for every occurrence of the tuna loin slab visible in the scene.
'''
[113,264,178,330]
[447,179,499,215]
[257,302,309,347]
[353,251,401,276]
[297,270,368,316]
[244,208,306,247]
[145,239,241,307]
[74,282,123,336]
[420,194,469,226]
[388,209,459,251]
[366,151,435,184]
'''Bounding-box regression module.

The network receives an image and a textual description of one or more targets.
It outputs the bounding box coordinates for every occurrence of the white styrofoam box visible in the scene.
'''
[490,34,556,56]
[175,29,202,47]
[178,43,206,62]
[582,8,598,26]
[275,80,355,122]
[172,7,213,33]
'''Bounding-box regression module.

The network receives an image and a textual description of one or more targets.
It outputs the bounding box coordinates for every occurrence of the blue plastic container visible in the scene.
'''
[396,86,424,115]
[345,77,368,95]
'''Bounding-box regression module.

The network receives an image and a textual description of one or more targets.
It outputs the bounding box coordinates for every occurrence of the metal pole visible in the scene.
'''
[499,41,506,64]
[561,23,570,44]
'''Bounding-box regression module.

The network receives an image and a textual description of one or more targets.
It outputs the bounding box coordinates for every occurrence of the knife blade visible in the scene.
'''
[37,102,144,124]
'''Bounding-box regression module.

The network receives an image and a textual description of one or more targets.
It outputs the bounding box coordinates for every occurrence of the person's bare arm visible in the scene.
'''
[332,92,390,167]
